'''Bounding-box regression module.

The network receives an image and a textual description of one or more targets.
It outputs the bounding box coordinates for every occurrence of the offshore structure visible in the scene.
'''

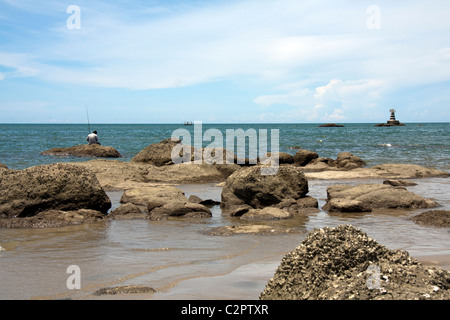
[375,109,405,127]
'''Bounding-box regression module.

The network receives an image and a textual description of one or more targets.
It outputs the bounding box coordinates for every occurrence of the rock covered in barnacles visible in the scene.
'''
[260,225,450,300]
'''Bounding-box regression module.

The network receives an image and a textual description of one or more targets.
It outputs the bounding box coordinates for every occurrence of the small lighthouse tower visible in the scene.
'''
[387,109,400,125]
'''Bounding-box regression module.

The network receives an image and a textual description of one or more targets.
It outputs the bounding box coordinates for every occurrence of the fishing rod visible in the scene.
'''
[86,106,91,134]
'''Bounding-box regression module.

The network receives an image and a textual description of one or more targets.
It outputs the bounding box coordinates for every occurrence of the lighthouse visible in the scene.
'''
[387,109,400,125]
[375,109,405,126]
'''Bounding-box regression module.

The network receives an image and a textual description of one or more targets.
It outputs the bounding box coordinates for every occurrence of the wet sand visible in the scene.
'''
[0,177,449,300]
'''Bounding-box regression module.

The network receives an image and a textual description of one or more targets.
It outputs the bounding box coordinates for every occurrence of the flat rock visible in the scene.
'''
[93,285,156,296]
[42,144,122,158]
[323,183,438,212]
[0,209,106,228]
[207,225,297,236]
[241,207,293,221]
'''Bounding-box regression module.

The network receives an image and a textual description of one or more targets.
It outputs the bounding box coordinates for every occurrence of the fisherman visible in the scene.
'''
[86,130,101,145]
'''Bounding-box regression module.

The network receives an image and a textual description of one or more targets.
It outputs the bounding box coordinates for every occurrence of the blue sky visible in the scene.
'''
[0,0,449,123]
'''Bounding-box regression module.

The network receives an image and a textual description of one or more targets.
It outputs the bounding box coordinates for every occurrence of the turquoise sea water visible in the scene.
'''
[1,122,450,300]
[0,122,449,171]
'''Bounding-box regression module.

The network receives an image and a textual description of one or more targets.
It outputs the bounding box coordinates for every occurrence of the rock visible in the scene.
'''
[120,185,211,220]
[187,195,220,206]
[260,152,294,165]
[0,163,111,218]
[274,197,320,214]
[144,163,229,184]
[323,184,438,212]
[109,203,145,220]
[73,160,238,190]
[375,122,406,127]
[383,179,418,186]
[120,185,186,208]
[318,123,345,127]
[324,199,372,213]
[207,225,297,236]
[410,210,450,228]
[130,138,186,166]
[41,144,122,158]
[293,149,319,166]
[304,163,450,180]
[334,152,366,170]
[260,225,450,300]
[241,207,292,221]
[93,285,156,296]
[372,164,450,179]
[148,201,211,220]
[187,195,203,204]
[0,162,8,170]
[221,165,310,211]
[0,209,106,228]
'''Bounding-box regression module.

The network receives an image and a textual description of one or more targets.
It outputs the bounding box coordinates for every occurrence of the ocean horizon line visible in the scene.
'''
[1,121,449,125]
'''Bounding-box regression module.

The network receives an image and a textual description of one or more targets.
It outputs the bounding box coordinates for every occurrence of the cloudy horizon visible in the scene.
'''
[1,0,449,123]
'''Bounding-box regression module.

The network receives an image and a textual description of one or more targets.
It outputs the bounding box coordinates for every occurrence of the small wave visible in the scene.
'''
[379,143,393,147]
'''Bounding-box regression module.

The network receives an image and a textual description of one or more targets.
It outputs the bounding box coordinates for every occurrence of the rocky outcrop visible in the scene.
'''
[318,123,345,127]
[207,224,297,236]
[240,207,293,221]
[260,225,450,300]
[42,144,122,158]
[334,152,366,170]
[383,179,418,187]
[0,209,106,228]
[73,159,240,190]
[0,163,111,218]
[118,185,211,220]
[411,210,450,228]
[293,149,319,166]
[109,203,146,220]
[323,183,438,212]
[93,285,156,296]
[0,162,8,170]
[131,138,187,166]
[298,151,366,171]
[221,165,311,212]
[305,163,450,180]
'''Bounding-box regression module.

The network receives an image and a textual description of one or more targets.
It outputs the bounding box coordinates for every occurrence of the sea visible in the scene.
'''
[0,122,449,300]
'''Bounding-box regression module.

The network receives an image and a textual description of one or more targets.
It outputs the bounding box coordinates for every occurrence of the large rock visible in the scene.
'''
[0,163,111,218]
[334,152,366,170]
[221,165,310,211]
[323,183,438,212]
[130,138,190,166]
[118,185,211,220]
[293,149,319,166]
[149,201,211,220]
[120,185,186,208]
[305,163,450,180]
[42,144,122,158]
[260,225,450,300]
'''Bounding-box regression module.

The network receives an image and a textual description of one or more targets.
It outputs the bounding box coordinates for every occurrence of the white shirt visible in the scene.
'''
[87,133,99,145]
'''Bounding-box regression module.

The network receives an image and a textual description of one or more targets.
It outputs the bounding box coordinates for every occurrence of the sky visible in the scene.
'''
[0,0,449,124]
